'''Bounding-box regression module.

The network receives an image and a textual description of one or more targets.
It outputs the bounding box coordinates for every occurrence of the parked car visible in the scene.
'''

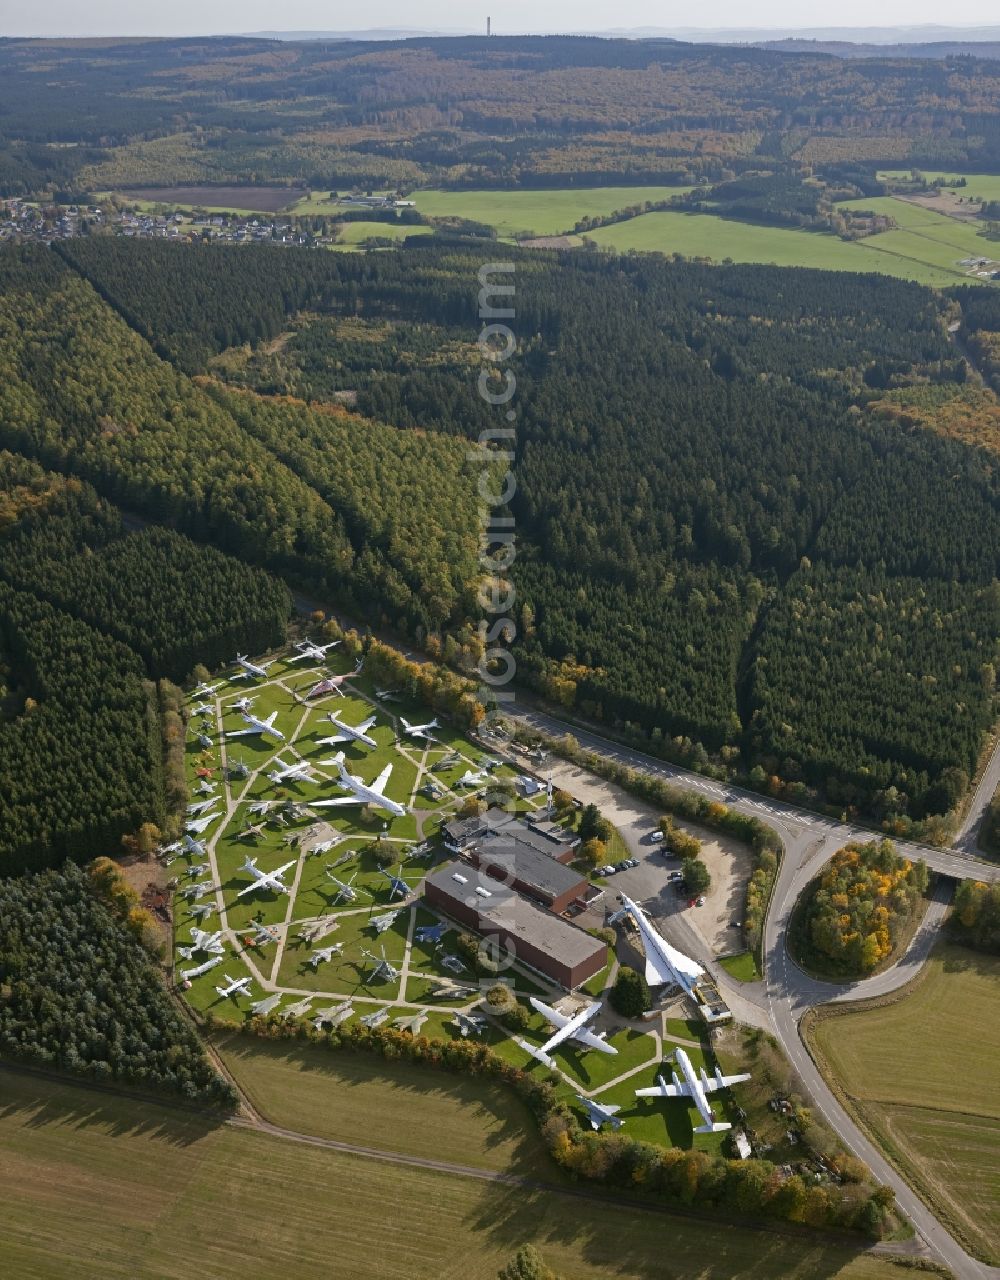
[668,870,684,882]
[649,830,664,844]
[600,864,618,876]
[615,859,631,872]
[625,858,639,868]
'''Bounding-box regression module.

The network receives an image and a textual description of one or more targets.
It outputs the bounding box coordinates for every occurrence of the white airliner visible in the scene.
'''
[515,998,618,1070]
[312,752,406,818]
[303,659,364,700]
[635,1049,751,1134]
[316,710,378,750]
[228,708,286,741]
[215,973,253,999]
[235,856,297,899]
[233,654,273,680]
[267,756,315,784]
[400,716,439,741]
[290,639,341,662]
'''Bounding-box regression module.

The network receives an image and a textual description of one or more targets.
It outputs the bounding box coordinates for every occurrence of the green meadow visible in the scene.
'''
[411,186,693,238]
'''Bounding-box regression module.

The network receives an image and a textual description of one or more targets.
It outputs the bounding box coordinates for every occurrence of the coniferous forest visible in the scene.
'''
[1,237,999,828]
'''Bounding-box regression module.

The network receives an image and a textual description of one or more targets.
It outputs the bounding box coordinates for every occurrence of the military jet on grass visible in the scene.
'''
[313,1001,353,1030]
[237,822,266,843]
[190,701,214,718]
[400,716,439,742]
[361,945,399,985]
[360,1007,390,1029]
[228,708,286,742]
[180,881,214,902]
[635,1049,751,1135]
[312,752,406,819]
[455,769,488,789]
[428,980,478,1001]
[414,922,449,945]
[187,796,220,816]
[439,953,467,975]
[316,710,378,751]
[290,639,342,663]
[369,909,401,935]
[452,1012,488,1038]
[178,928,225,959]
[246,921,281,948]
[188,903,216,921]
[215,973,253,999]
[250,993,283,1017]
[515,998,618,1071]
[308,943,343,969]
[235,856,297,899]
[233,654,274,681]
[577,1096,623,1132]
[186,809,222,835]
[394,1011,428,1035]
[375,688,401,702]
[193,681,222,698]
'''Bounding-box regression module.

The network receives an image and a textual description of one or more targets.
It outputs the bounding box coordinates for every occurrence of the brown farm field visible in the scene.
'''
[806,943,1000,1265]
[0,1067,913,1280]
[120,185,303,212]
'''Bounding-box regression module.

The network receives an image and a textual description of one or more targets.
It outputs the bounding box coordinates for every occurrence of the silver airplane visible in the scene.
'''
[233,654,273,681]
[316,710,378,751]
[576,1095,624,1131]
[290,639,341,662]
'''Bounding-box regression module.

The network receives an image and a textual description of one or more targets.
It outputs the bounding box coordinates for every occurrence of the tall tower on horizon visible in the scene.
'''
[487,16,491,36]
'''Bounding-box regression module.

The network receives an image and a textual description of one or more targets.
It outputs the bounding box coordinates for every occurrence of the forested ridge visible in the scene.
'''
[4,238,1000,825]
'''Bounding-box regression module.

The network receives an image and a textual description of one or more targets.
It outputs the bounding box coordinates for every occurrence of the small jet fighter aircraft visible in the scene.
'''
[177,928,225,960]
[215,973,253,999]
[250,993,283,1017]
[375,688,401,702]
[399,716,439,741]
[308,942,343,969]
[514,998,618,1071]
[439,953,467,975]
[193,681,222,698]
[187,796,219,816]
[186,809,221,835]
[576,1095,624,1132]
[394,1011,429,1035]
[634,1050,751,1134]
[414,922,449,945]
[312,753,406,819]
[360,1007,390,1029]
[455,768,488,789]
[316,710,378,751]
[233,654,273,681]
[188,903,216,921]
[290,639,342,662]
[237,822,266,843]
[452,1011,487,1038]
[313,1002,353,1030]
[369,909,401,935]
[235,856,297,899]
[247,921,281,947]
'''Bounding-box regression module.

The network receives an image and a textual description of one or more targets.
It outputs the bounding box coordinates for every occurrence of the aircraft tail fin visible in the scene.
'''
[514,1038,556,1071]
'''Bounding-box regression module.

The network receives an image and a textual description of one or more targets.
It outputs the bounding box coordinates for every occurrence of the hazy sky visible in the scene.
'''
[4,2,1000,39]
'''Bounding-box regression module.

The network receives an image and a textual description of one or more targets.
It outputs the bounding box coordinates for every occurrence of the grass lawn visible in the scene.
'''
[806,943,1000,1264]
[0,1070,905,1280]
[411,186,692,238]
[718,951,761,983]
[879,170,1000,204]
[584,207,987,287]
[335,220,433,244]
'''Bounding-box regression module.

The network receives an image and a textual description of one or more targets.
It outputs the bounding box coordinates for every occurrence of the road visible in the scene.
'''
[504,705,1000,1280]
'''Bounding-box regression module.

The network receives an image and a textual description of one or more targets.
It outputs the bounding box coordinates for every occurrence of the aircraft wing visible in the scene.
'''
[226,727,256,737]
[528,996,570,1030]
[264,711,278,727]
[702,1070,752,1094]
[635,1075,685,1099]
[571,1026,618,1057]
[312,795,363,808]
[369,763,393,797]
[274,860,297,878]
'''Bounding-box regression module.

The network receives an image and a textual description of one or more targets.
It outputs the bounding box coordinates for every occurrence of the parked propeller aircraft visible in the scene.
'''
[400,716,439,741]
[215,973,253,999]
[233,654,273,680]
[235,856,297,899]
[515,998,618,1071]
[634,1049,751,1134]
[312,752,406,818]
[316,710,378,751]
[267,756,315,785]
[291,639,341,662]
[576,1095,624,1131]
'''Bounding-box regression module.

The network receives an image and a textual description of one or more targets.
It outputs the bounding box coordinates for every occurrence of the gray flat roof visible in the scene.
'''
[426,864,604,968]
[475,831,584,902]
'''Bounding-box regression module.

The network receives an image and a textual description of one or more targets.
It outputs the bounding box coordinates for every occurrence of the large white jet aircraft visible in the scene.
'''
[312,752,406,819]
[316,710,378,751]
[291,639,341,662]
[215,973,253,999]
[228,708,286,742]
[235,856,297,899]
[400,716,439,741]
[233,654,273,680]
[515,998,618,1071]
[635,1049,751,1134]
